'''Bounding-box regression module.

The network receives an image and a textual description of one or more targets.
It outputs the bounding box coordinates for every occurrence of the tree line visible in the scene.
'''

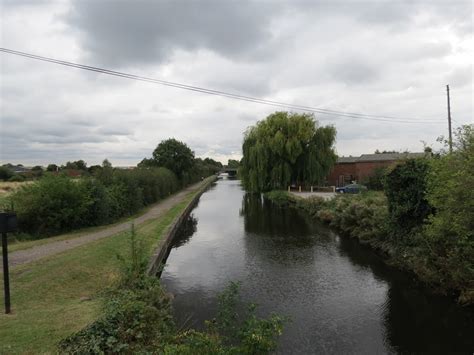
[5,138,223,238]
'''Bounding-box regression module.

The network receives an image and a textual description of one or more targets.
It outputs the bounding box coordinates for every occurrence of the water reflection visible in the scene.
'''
[172,214,198,248]
[162,179,474,354]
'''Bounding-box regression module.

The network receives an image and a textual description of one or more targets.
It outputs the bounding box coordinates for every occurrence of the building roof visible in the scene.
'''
[337,152,426,164]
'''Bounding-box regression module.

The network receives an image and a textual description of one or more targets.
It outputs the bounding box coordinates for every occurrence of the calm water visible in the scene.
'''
[161,179,474,354]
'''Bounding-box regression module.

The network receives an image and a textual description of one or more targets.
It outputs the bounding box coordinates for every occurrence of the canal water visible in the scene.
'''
[161,179,473,354]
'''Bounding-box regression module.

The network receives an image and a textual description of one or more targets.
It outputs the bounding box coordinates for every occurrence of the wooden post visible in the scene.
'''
[299,186,301,192]
[311,186,313,193]
[288,186,290,192]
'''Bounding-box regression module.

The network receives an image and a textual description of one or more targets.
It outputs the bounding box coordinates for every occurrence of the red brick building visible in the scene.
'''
[327,152,426,187]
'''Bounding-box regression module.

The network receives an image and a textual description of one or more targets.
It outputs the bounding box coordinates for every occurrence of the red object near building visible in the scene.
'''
[327,152,426,187]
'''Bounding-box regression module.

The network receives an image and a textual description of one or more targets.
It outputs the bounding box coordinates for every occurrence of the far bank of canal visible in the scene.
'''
[161,179,473,354]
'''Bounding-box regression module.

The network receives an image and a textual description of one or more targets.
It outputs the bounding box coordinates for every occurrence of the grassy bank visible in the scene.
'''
[264,190,473,304]
[0,190,197,353]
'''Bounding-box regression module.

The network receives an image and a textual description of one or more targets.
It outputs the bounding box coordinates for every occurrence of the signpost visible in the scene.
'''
[0,212,17,314]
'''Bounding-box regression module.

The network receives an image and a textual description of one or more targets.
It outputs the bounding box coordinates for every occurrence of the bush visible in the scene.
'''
[384,158,432,236]
[414,125,474,300]
[8,174,25,182]
[321,193,388,242]
[363,166,387,190]
[12,175,92,236]
[0,166,14,181]
[11,167,181,237]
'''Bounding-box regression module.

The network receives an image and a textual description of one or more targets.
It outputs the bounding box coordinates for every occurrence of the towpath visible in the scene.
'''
[1,179,209,269]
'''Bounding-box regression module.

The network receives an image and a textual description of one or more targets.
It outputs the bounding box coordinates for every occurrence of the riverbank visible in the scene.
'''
[264,190,473,305]
[0,177,215,353]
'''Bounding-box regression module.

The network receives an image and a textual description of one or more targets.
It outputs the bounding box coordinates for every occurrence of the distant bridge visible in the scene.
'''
[218,168,238,177]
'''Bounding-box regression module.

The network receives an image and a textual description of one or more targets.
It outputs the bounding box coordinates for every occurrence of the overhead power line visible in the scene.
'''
[0,47,445,124]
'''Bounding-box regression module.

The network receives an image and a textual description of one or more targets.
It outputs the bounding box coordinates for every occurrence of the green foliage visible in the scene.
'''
[363,166,387,190]
[11,167,179,237]
[227,159,240,169]
[152,138,195,180]
[64,160,87,171]
[263,190,295,207]
[194,157,223,178]
[12,175,93,235]
[384,158,432,236]
[415,125,474,299]
[0,166,14,180]
[46,164,58,172]
[241,111,337,192]
[8,174,25,182]
[324,193,388,242]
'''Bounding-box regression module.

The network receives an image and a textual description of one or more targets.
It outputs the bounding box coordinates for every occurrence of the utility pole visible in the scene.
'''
[446,84,453,153]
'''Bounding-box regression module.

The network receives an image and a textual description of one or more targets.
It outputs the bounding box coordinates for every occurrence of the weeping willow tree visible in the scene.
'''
[240,112,337,192]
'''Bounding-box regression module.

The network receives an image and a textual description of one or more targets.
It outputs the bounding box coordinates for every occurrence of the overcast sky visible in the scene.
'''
[0,0,472,166]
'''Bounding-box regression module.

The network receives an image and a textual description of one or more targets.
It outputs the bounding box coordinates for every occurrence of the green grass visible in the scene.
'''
[0,190,197,354]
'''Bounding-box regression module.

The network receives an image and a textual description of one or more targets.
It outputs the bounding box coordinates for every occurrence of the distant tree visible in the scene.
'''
[0,166,14,181]
[204,158,223,169]
[240,112,337,192]
[102,159,112,169]
[374,150,398,154]
[75,160,87,171]
[30,165,44,178]
[47,164,59,172]
[152,138,195,180]
[88,165,102,175]
[137,158,156,168]
[227,159,240,168]
[96,159,114,185]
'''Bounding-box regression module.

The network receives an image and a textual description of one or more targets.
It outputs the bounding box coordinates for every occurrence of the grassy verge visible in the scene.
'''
[7,194,179,253]
[0,190,196,354]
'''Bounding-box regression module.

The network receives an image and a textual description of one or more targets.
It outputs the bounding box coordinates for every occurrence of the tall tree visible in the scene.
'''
[240,112,337,192]
[152,138,195,179]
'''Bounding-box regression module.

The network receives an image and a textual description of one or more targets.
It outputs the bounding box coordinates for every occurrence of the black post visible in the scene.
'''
[2,232,11,314]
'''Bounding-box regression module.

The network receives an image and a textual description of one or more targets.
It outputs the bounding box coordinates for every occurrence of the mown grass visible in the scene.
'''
[0,190,196,354]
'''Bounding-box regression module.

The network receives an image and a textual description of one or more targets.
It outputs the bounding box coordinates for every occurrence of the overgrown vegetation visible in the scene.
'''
[240,111,337,192]
[4,137,223,238]
[10,166,179,237]
[264,125,474,304]
[0,187,199,353]
[60,228,285,354]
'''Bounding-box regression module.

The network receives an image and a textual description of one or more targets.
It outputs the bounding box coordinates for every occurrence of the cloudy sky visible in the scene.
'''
[0,0,472,166]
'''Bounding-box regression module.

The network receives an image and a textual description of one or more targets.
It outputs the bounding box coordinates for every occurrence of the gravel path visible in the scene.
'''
[1,180,207,269]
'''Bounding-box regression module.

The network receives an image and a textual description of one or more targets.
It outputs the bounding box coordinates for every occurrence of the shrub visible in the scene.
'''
[11,167,181,237]
[0,166,14,181]
[8,174,25,182]
[12,175,92,236]
[384,158,432,236]
[415,125,474,299]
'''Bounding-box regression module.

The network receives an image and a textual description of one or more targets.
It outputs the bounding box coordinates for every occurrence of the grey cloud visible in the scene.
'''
[328,55,380,85]
[66,0,278,67]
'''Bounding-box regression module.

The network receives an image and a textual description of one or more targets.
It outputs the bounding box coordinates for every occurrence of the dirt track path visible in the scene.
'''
[1,180,207,269]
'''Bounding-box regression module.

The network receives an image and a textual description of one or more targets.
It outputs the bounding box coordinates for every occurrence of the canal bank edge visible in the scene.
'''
[264,190,473,305]
[147,176,217,276]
